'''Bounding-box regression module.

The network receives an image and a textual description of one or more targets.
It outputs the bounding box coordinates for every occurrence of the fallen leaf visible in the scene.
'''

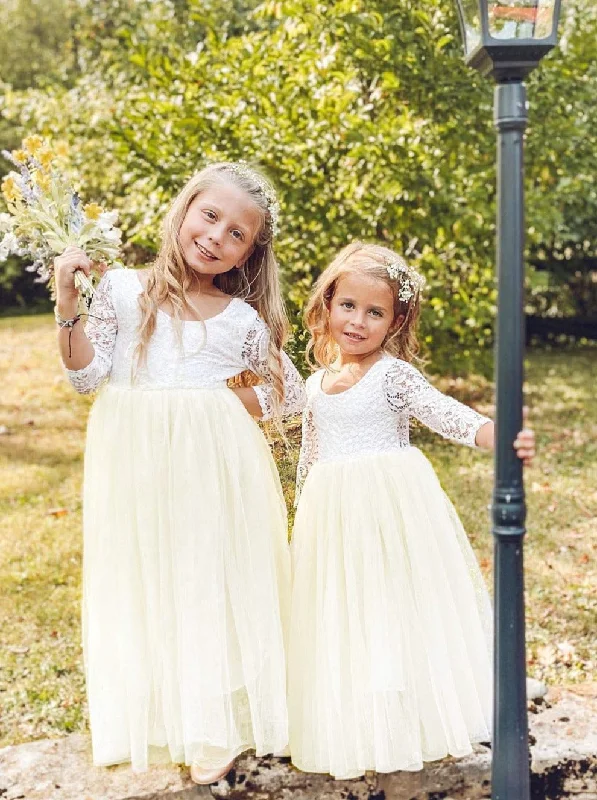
[47,507,69,517]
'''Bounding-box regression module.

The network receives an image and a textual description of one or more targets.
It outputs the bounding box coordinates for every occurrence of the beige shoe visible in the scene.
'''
[189,759,235,785]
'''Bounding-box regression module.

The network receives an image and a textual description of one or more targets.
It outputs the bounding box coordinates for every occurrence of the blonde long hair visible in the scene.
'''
[304,241,422,370]
[135,163,289,411]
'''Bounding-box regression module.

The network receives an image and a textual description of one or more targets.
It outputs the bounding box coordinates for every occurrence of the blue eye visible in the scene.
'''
[370,309,383,317]
[341,301,354,309]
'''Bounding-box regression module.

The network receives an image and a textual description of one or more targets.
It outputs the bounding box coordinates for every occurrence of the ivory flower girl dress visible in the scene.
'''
[67,268,305,771]
[289,355,492,779]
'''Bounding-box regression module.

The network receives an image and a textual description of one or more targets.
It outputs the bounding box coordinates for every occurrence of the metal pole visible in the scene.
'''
[491,79,529,800]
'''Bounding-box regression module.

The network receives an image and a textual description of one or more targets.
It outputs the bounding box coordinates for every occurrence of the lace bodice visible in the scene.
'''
[66,269,306,419]
[295,356,491,501]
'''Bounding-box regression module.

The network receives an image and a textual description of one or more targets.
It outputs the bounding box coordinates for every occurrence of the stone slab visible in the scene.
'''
[1,688,595,800]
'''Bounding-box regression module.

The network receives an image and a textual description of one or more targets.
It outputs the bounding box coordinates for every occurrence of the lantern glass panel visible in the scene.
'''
[458,0,482,53]
[488,1,556,40]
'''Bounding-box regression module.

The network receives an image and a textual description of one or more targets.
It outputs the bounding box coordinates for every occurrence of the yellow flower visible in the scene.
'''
[11,149,28,164]
[23,135,44,155]
[1,175,21,202]
[54,141,70,157]
[38,148,54,169]
[35,171,51,192]
[84,202,103,220]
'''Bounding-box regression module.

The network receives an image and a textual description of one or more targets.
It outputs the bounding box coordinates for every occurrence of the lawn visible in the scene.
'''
[0,313,595,747]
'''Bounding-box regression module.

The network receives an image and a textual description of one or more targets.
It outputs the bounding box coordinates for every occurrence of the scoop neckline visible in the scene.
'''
[132,270,238,323]
[318,356,388,398]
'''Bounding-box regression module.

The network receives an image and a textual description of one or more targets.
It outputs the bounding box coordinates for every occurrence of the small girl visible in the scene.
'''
[54,163,305,782]
[288,241,535,780]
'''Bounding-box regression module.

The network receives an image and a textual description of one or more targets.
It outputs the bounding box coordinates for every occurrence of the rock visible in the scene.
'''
[0,689,595,800]
[0,735,209,800]
[527,676,548,701]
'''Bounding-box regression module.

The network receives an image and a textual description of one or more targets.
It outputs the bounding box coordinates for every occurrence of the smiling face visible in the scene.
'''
[328,272,396,358]
[178,181,262,279]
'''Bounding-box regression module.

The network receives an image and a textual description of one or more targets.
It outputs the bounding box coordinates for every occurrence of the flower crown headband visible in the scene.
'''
[224,161,281,238]
[384,255,425,303]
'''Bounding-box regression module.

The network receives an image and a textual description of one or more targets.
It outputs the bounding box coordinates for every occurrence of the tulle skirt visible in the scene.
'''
[82,385,290,771]
[288,446,492,779]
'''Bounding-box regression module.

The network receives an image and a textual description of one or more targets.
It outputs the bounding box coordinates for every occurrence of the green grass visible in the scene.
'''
[0,314,595,747]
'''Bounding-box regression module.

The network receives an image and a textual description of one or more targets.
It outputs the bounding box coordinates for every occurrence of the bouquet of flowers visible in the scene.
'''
[0,135,123,303]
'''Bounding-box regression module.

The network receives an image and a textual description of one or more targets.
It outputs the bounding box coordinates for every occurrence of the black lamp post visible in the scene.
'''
[452,2,561,799]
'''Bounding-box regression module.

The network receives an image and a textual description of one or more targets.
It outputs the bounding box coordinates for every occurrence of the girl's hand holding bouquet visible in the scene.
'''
[54,246,108,319]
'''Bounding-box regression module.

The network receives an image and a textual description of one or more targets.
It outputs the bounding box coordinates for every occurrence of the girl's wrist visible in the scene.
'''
[54,307,80,325]
[475,420,494,449]
[55,297,79,319]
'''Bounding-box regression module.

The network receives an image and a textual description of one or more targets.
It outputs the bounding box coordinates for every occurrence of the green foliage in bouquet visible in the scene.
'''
[0,135,122,302]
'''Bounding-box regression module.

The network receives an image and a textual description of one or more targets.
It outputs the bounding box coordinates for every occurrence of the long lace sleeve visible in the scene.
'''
[241,318,306,420]
[294,402,319,507]
[384,360,491,447]
[66,273,118,394]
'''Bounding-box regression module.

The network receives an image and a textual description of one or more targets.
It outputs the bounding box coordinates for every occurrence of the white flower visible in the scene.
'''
[102,227,122,243]
[0,231,19,260]
[0,212,14,233]
[97,210,119,231]
[384,256,426,304]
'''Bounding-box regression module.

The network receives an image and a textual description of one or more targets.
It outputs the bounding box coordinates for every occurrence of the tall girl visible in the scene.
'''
[54,163,305,782]
[288,241,535,780]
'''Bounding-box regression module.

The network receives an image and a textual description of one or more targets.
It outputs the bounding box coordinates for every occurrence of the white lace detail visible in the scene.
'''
[66,272,118,394]
[242,318,306,420]
[65,270,306,416]
[384,360,490,447]
[294,399,319,507]
[294,357,490,498]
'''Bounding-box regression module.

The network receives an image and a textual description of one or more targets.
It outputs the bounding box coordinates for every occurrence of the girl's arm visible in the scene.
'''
[385,361,535,464]
[55,246,96,369]
[229,385,264,418]
[54,247,118,394]
[235,318,306,419]
[295,401,319,507]
[384,360,490,447]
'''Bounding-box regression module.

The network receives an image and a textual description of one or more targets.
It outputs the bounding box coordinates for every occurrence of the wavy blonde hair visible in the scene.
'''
[135,163,289,413]
[304,241,423,370]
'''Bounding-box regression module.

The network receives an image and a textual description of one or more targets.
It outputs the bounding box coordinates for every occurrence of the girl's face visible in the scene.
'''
[178,182,261,278]
[328,272,396,358]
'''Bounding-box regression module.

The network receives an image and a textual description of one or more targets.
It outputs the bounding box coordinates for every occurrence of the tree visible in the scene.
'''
[2,0,595,362]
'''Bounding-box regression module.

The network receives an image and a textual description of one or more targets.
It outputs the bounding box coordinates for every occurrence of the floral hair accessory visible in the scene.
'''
[384,256,426,303]
[224,160,281,238]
